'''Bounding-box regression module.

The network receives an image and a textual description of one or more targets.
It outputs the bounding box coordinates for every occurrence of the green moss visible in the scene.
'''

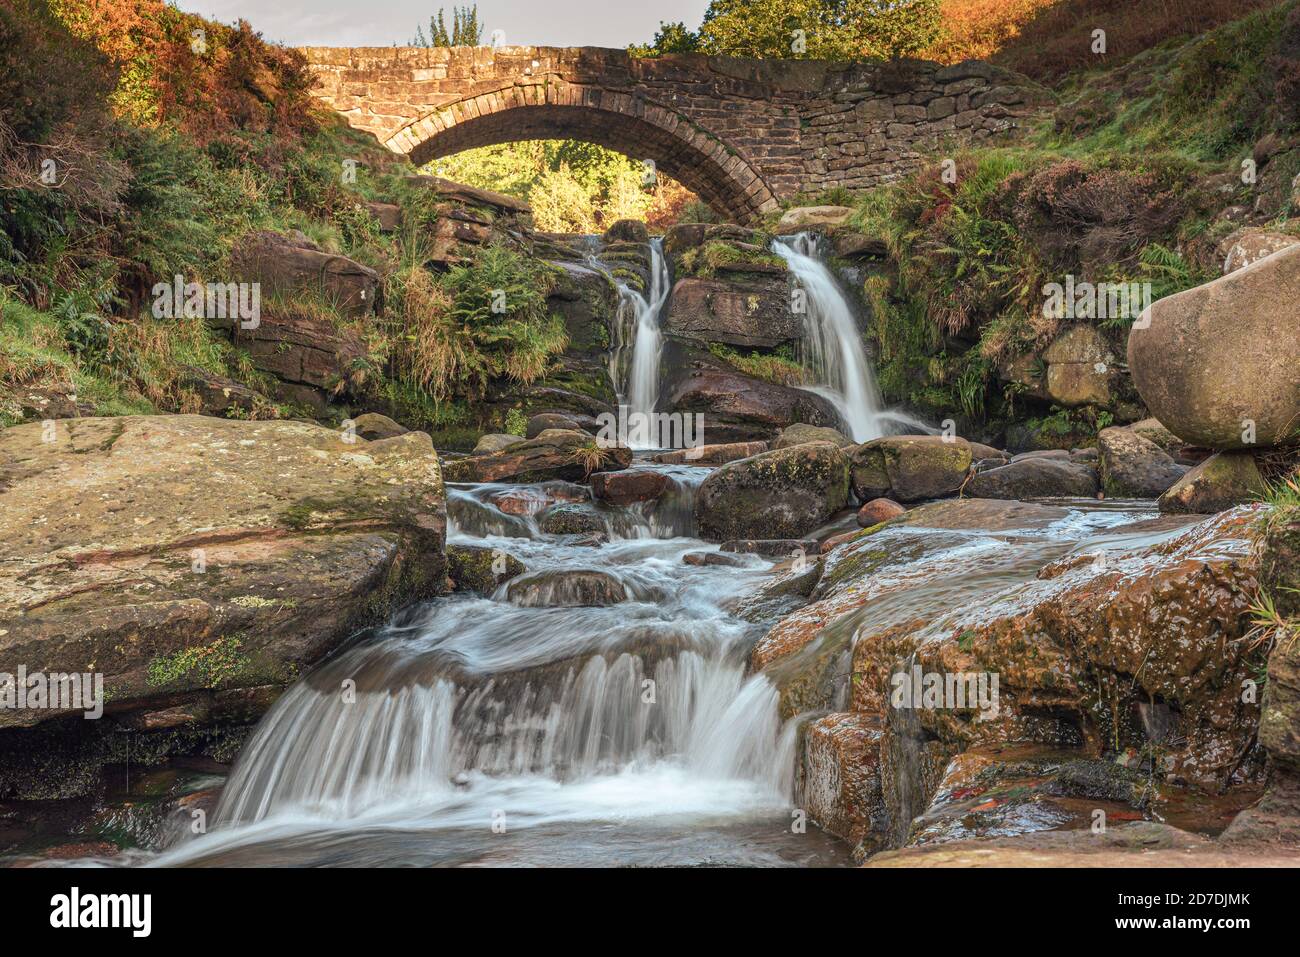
[146,636,255,691]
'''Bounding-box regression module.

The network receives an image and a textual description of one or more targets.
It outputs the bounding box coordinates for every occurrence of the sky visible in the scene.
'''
[174,1,711,49]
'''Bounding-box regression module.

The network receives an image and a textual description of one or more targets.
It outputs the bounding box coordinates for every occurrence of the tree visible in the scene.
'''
[628,21,701,57]
[412,5,482,47]
[632,0,942,60]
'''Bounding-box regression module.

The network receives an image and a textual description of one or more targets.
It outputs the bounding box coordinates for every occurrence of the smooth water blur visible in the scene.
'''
[607,239,670,447]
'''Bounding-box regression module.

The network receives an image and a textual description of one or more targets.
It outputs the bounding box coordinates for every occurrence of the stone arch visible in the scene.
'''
[384,80,779,224]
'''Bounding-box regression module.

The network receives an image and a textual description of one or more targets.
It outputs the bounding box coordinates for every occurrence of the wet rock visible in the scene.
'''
[443,429,631,484]
[1128,243,1300,449]
[231,230,379,319]
[506,569,627,607]
[850,436,973,503]
[857,498,906,527]
[820,530,868,553]
[537,503,607,536]
[966,457,1100,499]
[486,481,590,517]
[526,412,589,438]
[799,712,887,854]
[446,543,525,594]
[1098,426,1187,497]
[1158,452,1265,514]
[721,539,820,557]
[697,442,851,541]
[774,423,851,449]
[590,469,669,507]
[682,551,751,567]
[651,441,768,465]
[776,205,855,233]
[352,412,407,441]
[472,433,524,455]
[667,364,841,444]
[603,219,649,245]
[0,416,447,796]
[665,276,802,350]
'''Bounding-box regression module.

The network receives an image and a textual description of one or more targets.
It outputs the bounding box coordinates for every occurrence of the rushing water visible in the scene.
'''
[772,232,932,442]
[607,239,671,447]
[110,463,851,867]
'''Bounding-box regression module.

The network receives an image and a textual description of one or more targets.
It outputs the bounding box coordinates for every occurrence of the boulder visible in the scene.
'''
[506,569,626,608]
[230,230,379,319]
[651,441,768,465]
[485,481,589,517]
[850,436,973,503]
[777,205,855,233]
[1042,324,1116,407]
[590,469,670,507]
[775,423,851,449]
[668,365,842,444]
[664,277,803,350]
[721,539,821,557]
[696,442,851,541]
[1128,243,1300,448]
[446,543,525,594]
[177,366,263,417]
[966,457,1100,499]
[363,201,402,233]
[1217,226,1300,274]
[537,503,607,536]
[210,303,371,409]
[1158,452,1265,514]
[351,412,407,441]
[682,551,751,567]
[0,416,446,797]
[1098,426,1187,498]
[442,429,631,484]
[603,219,649,245]
[798,712,885,852]
[526,412,588,438]
[472,433,524,455]
[857,498,906,527]
[1127,417,1185,457]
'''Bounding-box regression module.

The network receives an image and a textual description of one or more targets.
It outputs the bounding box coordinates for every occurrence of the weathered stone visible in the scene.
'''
[651,441,768,465]
[1042,324,1115,407]
[966,457,1100,499]
[537,503,607,536]
[472,433,525,455]
[799,712,886,851]
[1158,452,1265,514]
[696,442,851,541]
[446,543,524,594]
[775,423,851,449]
[506,569,626,607]
[1128,244,1300,449]
[665,277,802,349]
[603,219,649,245]
[590,469,669,507]
[720,539,820,557]
[352,412,407,441]
[1217,226,1300,274]
[667,365,841,444]
[230,230,379,319]
[363,201,402,232]
[177,367,264,417]
[857,498,906,527]
[776,205,855,232]
[443,429,631,484]
[850,436,973,503]
[0,416,446,793]
[1098,426,1187,498]
[526,412,588,438]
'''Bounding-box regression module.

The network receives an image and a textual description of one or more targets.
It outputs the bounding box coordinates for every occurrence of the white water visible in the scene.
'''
[607,239,670,448]
[125,466,842,867]
[772,232,893,442]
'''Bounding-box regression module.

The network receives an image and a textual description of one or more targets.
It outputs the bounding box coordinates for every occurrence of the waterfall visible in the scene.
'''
[607,239,670,447]
[772,232,888,443]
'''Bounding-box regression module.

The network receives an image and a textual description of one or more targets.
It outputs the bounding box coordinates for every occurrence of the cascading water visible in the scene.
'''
[606,239,671,448]
[133,464,848,867]
[772,232,903,443]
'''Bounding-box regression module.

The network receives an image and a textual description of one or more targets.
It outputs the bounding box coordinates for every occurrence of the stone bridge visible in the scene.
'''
[300,46,1049,223]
